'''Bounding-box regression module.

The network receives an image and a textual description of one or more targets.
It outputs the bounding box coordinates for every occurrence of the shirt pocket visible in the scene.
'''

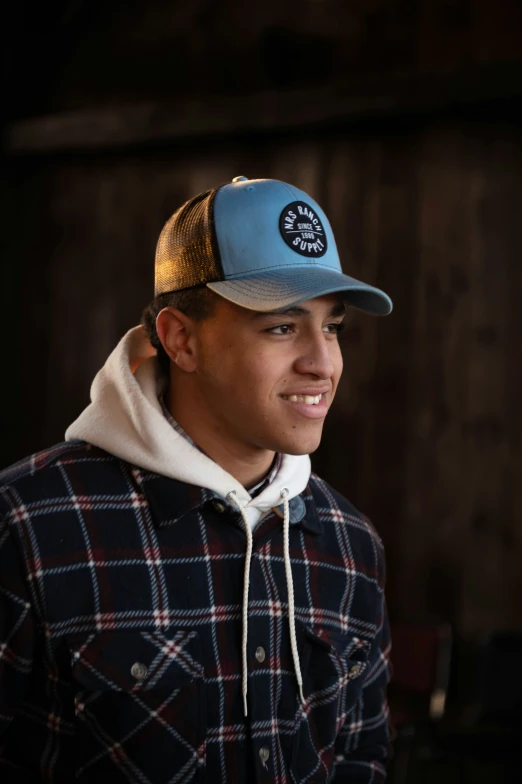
[69,629,206,783]
[291,624,371,783]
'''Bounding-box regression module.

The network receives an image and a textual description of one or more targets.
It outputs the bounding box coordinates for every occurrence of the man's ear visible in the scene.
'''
[156,307,197,372]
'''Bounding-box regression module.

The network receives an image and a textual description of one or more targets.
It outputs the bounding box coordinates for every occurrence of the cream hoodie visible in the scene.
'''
[65,325,311,714]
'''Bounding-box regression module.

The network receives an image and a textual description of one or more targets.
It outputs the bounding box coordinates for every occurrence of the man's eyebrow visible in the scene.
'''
[326,302,347,318]
[252,303,347,318]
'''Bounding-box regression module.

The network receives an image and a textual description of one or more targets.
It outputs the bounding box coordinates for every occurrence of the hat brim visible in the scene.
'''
[207,268,392,316]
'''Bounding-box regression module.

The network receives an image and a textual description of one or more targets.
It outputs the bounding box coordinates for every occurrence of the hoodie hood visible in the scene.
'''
[65,326,311,526]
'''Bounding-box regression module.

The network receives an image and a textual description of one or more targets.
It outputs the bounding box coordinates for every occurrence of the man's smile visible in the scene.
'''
[279,391,329,418]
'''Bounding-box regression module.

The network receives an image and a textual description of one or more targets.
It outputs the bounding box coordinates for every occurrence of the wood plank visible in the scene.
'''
[5,63,522,155]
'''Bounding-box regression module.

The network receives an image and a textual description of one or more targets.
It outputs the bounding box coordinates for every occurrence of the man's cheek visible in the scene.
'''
[335,352,343,380]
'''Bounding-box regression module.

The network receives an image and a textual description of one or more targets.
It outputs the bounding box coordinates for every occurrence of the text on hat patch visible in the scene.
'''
[279,201,328,258]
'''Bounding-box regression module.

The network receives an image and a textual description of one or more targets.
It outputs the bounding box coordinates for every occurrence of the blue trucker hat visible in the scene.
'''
[154,176,393,316]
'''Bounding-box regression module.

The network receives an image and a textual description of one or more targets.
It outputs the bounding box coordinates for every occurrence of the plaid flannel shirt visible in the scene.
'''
[0,440,391,783]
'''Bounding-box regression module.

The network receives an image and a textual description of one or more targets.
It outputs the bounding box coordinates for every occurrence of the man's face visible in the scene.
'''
[189,293,345,456]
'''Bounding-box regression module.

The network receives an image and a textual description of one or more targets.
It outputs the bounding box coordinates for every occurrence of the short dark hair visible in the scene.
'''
[140,286,218,375]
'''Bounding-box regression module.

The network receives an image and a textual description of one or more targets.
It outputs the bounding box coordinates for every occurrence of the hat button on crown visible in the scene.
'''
[232,175,248,182]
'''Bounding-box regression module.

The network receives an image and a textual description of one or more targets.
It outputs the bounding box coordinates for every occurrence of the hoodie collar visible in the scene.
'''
[160,394,283,499]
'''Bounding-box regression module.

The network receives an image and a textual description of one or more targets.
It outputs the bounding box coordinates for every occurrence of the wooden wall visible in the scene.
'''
[3,116,521,637]
[2,0,522,642]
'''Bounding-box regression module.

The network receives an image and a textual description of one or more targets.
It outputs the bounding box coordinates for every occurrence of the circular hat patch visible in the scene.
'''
[279,201,328,258]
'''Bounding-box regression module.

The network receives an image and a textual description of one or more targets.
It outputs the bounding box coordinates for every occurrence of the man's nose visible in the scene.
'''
[293,333,335,378]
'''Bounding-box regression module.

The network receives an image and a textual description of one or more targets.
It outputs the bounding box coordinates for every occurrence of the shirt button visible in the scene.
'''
[259,746,270,764]
[348,664,362,679]
[255,646,266,663]
[212,499,227,513]
[131,661,148,680]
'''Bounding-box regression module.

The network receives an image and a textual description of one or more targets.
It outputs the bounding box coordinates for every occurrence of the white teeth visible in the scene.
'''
[284,394,322,405]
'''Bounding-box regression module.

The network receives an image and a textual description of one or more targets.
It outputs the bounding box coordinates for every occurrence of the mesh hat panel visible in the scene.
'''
[154,189,223,295]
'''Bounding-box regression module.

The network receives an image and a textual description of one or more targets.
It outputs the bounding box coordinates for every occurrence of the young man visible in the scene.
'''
[0,176,393,783]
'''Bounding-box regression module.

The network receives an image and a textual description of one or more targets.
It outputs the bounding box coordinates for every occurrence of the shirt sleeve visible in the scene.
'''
[332,539,392,783]
[0,516,35,739]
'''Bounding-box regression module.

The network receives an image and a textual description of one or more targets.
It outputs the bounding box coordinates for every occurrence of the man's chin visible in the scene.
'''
[272,432,323,457]
[282,445,320,457]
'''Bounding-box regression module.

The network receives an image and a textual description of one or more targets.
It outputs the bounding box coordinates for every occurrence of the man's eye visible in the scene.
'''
[325,322,345,335]
[267,324,293,335]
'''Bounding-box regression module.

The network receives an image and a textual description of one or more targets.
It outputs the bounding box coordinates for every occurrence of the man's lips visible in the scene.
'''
[279,392,329,419]
[280,388,330,397]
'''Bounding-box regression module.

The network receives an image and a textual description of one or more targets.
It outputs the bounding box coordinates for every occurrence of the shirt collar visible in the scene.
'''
[140,474,322,535]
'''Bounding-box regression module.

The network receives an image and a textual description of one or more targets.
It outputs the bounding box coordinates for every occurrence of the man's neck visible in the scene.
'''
[167,384,276,491]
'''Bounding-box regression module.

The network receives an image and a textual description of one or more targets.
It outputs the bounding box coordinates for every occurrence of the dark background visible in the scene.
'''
[2,1,522,780]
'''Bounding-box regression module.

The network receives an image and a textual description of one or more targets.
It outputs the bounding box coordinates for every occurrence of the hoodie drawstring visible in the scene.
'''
[227,488,305,718]
[281,487,306,707]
